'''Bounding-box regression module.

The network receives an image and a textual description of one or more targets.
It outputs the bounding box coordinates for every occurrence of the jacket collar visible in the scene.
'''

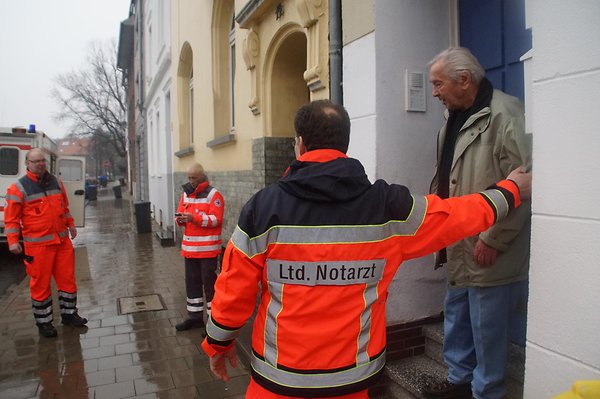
[280,150,370,202]
[184,181,209,196]
[26,169,52,184]
[297,149,348,163]
[26,169,41,182]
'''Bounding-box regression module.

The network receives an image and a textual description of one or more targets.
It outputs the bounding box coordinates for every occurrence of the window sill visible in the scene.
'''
[174,146,195,158]
[207,133,236,148]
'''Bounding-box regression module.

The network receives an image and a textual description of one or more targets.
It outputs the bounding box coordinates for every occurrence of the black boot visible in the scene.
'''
[62,312,88,326]
[175,318,204,331]
[422,381,472,399]
[37,323,58,338]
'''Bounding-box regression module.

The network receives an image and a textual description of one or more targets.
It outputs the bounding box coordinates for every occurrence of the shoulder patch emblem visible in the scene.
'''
[214,199,222,207]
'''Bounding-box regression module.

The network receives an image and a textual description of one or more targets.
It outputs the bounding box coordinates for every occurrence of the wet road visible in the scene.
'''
[0,186,250,398]
[0,246,26,297]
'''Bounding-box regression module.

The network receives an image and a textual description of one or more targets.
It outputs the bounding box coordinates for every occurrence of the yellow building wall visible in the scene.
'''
[171,0,330,175]
[171,0,251,173]
[342,0,374,45]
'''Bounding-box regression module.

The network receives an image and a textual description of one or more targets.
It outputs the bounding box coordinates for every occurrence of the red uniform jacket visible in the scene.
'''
[176,181,224,258]
[202,150,521,397]
[5,170,74,247]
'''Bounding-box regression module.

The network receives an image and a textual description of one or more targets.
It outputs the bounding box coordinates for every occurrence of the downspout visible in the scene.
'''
[329,0,343,105]
[137,0,147,201]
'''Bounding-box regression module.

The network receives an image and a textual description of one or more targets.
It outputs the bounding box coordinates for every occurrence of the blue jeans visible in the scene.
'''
[443,280,528,399]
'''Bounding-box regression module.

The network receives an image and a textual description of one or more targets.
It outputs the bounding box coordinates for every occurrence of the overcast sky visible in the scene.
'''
[0,0,130,140]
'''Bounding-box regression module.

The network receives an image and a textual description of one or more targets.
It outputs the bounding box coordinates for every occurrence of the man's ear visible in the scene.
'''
[459,71,472,88]
[295,136,307,158]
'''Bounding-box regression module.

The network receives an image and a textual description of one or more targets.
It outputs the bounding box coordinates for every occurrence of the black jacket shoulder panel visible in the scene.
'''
[237,161,416,238]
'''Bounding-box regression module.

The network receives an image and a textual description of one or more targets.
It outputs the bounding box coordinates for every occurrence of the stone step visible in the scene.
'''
[383,322,525,399]
[155,230,175,247]
[370,375,418,399]
[384,353,524,399]
[385,354,447,399]
[422,322,525,383]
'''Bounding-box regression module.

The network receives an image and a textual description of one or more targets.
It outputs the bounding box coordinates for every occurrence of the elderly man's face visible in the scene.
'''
[429,60,470,111]
[26,151,48,176]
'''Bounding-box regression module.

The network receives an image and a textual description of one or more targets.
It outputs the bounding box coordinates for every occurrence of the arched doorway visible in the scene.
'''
[269,31,309,137]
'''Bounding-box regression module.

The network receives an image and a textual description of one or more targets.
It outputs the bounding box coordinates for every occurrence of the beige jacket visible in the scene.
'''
[431,89,532,287]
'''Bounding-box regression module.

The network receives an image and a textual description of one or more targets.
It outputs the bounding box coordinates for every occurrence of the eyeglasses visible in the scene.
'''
[27,159,46,164]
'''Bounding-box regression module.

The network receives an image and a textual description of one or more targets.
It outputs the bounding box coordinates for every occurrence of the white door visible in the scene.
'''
[57,156,86,227]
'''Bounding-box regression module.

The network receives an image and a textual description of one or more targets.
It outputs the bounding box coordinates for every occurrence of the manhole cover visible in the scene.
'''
[118,294,166,314]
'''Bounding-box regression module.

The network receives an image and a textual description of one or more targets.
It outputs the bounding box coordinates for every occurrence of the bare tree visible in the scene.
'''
[52,40,127,158]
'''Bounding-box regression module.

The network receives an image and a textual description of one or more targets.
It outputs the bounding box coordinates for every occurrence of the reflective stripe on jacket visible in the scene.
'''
[4,170,74,246]
[202,149,522,397]
[177,182,224,258]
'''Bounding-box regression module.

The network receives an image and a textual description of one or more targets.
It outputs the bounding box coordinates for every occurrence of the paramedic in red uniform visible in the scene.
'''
[5,148,87,338]
[201,100,532,398]
[174,162,224,331]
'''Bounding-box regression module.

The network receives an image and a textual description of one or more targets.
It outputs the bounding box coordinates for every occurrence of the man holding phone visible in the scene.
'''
[174,163,225,331]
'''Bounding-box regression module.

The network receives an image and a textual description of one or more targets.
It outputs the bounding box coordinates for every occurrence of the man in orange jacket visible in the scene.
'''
[174,163,224,331]
[201,100,531,398]
[5,148,87,338]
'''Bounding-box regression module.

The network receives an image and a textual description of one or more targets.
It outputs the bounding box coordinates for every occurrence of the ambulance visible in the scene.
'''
[0,126,86,243]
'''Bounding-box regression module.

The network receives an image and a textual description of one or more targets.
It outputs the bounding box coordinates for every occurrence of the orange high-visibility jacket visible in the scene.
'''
[4,170,74,246]
[176,181,224,258]
[202,149,522,397]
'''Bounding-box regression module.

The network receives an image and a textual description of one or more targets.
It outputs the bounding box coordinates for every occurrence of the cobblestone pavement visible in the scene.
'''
[0,187,250,399]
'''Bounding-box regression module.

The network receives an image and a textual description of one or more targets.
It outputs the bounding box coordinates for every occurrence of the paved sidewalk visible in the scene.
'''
[0,186,250,399]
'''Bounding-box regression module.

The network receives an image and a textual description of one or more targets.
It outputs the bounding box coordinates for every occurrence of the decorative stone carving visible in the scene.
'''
[243,29,259,70]
[296,0,326,92]
[295,0,325,28]
[243,29,261,115]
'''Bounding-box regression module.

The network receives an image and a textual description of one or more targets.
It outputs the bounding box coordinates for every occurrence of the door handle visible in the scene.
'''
[74,189,85,195]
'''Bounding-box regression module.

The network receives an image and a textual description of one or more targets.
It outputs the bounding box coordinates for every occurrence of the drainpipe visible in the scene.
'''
[329,0,343,105]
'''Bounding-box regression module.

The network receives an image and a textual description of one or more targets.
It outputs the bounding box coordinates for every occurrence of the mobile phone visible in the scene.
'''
[175,213,182,216]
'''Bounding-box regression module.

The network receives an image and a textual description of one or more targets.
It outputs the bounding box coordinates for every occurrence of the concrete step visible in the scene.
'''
[383,322,525,399]
[155,230,175,247]
[384,353,524,399]
[422,322,525,383]
[385,355,447,399]
[422,323,444,366]
[370,375,418,399]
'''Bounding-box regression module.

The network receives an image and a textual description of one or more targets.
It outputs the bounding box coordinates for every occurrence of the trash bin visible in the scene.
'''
[99,175,108,187]
[86,185,97,201]
[112,185,122,199]
[134,201,152,233]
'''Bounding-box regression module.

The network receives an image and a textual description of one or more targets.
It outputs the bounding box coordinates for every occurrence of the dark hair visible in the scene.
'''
[293,100,350,153]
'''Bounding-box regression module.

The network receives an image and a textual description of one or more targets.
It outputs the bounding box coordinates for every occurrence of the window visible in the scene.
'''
[156,109,164,173]
[0,147,19,175]
[58,159,83,181]
[176,42,194,152]
[147,22,153,72]
[189,68,194,144]
[229,13,236,129]
[149,116,155,175]
[209,0,236,142]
